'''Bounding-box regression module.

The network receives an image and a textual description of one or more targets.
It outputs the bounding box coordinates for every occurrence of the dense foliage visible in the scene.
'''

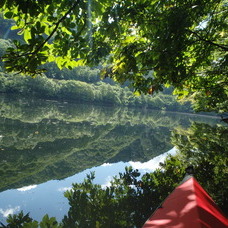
[44,63,101,83]
[0,0,227,112]
[1,122,227,227]
[0,39,11,70]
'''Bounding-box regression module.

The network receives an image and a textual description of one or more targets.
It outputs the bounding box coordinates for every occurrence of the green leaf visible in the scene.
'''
[4,11,14,18]
[62,27,72,35]
[31,27,37,39]
[11,25,20,30]
[24,29,32,42]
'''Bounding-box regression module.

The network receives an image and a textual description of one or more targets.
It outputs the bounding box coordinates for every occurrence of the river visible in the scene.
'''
[0,94,222,224]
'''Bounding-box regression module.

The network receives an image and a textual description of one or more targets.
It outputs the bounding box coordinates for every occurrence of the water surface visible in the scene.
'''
[0,94,220,223]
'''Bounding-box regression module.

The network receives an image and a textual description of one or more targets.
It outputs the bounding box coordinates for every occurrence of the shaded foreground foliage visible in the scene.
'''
[1,122,227,227]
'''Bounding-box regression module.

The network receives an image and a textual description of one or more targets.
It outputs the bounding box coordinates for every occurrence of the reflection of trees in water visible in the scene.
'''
[2,116,227,226]
[0,118,172,191]
[61,123,228,227]
[1,95,189,191]
[171,123,228,212]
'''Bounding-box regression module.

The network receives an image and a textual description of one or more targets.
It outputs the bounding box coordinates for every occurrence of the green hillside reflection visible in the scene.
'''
[0,94,219,192]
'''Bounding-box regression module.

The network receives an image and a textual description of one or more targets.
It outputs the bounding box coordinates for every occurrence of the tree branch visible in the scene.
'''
[33,0,81,56]
[187,29,228,51]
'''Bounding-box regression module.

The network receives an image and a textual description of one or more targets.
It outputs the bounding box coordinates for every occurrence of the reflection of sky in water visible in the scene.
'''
[0,148,176,224]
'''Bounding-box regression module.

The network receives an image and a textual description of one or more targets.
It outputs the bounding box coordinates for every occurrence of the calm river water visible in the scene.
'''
[0,94,221,224]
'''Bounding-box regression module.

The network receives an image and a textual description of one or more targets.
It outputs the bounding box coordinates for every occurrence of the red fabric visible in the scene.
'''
[143,177,228,228]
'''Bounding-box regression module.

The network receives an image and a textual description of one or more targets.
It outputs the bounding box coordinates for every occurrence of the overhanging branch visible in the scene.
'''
[0,0,81,65]
[187,29,228,51]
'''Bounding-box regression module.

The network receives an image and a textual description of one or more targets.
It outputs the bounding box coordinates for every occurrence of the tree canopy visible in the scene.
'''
[0,0,227,112]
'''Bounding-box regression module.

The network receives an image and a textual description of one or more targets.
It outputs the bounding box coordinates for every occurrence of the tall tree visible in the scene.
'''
[0,0,227,112]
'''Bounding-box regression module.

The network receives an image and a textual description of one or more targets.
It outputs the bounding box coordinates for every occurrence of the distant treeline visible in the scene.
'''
[0,71,191,112]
